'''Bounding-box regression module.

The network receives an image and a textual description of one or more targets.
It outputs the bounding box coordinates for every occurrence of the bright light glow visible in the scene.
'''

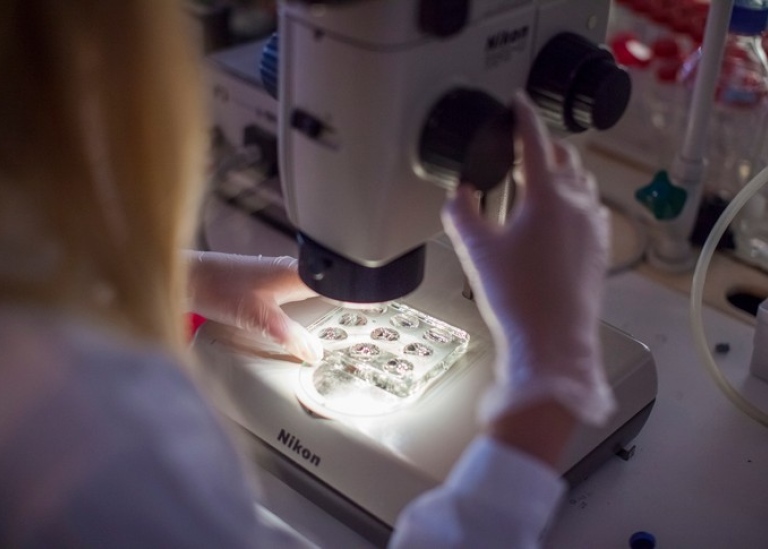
[296,302,469,419]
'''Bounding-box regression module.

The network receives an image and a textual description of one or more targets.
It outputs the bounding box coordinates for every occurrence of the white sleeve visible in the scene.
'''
[0,319,317,549]
[390,436,566,549]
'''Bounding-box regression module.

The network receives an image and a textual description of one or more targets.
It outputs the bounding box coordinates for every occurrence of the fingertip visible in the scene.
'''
[445,182,476,200]
[513,89,535,111]
[441,184,480,239]
[443,184,477,215]
[511,91,539,129]
[284,320,324,363]
[551,139,583,172]
[273,256,299,270]
[511,91,551,153]
[305,336,325,364]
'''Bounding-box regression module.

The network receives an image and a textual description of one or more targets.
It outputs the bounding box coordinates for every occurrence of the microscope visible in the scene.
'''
[194,0,658,544]
[267,0,632,304]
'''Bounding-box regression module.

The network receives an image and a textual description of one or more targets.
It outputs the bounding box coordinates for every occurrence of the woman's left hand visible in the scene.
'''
[186,251,323,363]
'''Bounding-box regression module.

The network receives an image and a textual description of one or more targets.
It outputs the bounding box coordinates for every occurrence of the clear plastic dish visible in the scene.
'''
[296,302,469,418]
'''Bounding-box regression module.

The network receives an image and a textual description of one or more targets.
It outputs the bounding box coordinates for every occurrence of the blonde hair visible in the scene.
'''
[0,1,206,350]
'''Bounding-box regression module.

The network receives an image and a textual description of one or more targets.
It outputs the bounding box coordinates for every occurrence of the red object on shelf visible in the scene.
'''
[611,32,653,68]
[651,37,681,60]
[648,0,675,29]
[655,60,682,83]
[187,313,207,339]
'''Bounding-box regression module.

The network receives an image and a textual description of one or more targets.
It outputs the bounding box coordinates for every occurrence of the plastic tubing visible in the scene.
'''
[690,165,768,428]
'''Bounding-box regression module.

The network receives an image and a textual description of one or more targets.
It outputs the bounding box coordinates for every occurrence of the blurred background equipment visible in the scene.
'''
[187,0,277,52]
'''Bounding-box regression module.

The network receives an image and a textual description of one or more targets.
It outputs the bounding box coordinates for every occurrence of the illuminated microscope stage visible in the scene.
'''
[192,240,657,544]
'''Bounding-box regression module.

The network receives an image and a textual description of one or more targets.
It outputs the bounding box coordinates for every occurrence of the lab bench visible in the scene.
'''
[200,143,768,548]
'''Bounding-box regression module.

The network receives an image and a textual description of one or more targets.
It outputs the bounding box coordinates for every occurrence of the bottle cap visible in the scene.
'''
[686,12,707,44]
[628,0,652,16]
[656,61,681,83]
[649,0,674,26]
[688,0,711,16]
[629,531,657,549]
[610,33,653,68]
[670,9,691,36]
[730,4,768,35]
[651,37,681,59]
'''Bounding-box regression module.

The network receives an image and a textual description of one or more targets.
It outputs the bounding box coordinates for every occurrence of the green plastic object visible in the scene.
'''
[635,170,688,220]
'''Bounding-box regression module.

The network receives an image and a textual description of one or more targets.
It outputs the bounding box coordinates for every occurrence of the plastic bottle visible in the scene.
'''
[604,31,655,157]
[622,0,656,45]
[669,1,709,55]
[646,0,676,45]
[678,2,768,270]
[678,2,768,200]
[609,0,637,38]
[647,43,686,167]
[683,9,708,50]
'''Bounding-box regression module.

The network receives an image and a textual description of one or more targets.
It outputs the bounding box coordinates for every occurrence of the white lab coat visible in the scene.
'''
[0,306,564,548]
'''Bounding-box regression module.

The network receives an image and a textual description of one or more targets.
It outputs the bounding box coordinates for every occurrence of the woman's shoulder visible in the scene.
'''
[0,305,262,546]
[0,305,189,402]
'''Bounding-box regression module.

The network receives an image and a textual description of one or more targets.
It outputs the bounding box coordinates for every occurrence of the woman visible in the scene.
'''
[0,1,614,547]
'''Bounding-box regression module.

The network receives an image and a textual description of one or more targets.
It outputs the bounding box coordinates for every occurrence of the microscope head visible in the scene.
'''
[264,0,630,303]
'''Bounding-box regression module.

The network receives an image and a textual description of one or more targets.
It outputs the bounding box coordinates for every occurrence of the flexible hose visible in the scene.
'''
[690,165,768,427]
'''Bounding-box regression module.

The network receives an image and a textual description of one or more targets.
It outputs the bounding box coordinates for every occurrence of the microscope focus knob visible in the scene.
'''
[526,32,631,133]
[419,88,515,192]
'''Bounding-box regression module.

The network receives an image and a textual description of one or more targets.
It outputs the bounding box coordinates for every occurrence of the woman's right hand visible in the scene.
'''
[441,92,615,427]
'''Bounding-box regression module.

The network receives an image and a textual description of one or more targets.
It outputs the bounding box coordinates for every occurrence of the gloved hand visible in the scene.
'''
[186,251,323,363]
[441,92,616,427]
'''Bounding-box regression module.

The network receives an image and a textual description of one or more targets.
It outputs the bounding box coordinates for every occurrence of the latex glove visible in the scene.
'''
[441,92,616,427]
[186,251,323,363]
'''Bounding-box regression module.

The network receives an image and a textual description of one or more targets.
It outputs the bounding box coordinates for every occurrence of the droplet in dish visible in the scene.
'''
[318,327,348,340]
[403,342,433,357]
[363,305,388,317]
[383,358,414,377]
[424,327,453,344]
[371,327,400,341]
[347,342,381,360]
[390,314,420,329]
[339,313,367,327]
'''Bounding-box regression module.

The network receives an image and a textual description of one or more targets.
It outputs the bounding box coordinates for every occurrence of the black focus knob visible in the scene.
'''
[419,88,516,192]
[259,32,279,99]
[526,32,631,133]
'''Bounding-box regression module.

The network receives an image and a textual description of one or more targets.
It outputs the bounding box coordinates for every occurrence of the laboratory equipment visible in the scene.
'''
[592,1,708,170]
[630,1,768,275]
[194,1,658,544]
[683,3,768,421]
[634,0,735,272]
[295,301,471,418]
[678,3,768,202]
[750,298,768,383]
[192,239,657,544]
[690,158,768,427]
[267,0,632,304]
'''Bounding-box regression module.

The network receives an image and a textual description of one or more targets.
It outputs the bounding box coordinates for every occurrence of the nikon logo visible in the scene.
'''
[486,26,529,51]
[277,429,321,467]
